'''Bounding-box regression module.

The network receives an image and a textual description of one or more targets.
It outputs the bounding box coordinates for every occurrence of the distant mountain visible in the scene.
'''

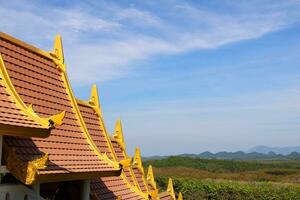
[192,151,300,160]
[247,145,300,155]
[144,151,300,161]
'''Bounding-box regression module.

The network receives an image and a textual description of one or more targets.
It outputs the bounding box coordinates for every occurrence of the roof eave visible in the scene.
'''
[37,169,122,184]
[0,123,50,138]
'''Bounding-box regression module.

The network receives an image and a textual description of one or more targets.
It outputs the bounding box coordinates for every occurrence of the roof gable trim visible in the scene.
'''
[0,54,66,132]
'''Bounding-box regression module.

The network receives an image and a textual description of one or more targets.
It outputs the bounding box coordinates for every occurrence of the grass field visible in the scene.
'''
[144,156,300,199]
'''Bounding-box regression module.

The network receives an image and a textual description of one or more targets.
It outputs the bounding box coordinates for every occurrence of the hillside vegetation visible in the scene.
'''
[144,156,300,199]
[156,176,300,200]
[143,156,300,173]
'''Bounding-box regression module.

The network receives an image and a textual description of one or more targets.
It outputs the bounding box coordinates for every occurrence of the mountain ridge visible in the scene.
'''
[247,145,300,155]
[143,146,300,160]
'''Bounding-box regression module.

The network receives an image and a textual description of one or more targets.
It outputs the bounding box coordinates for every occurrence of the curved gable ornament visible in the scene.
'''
[0,54,66,132]
[3,143,48,185]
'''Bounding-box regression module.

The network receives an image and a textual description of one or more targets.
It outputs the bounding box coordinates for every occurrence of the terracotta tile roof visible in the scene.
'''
[159,191,174,200]
[77,107,146,200]
[77,100,114,160]
[0,76,50,136]
[0,32,182,199]
[111,140,136,186]
[0,32,120,185]
[132,167,148,193]
[91,178,145,200]
[131,148,148,194]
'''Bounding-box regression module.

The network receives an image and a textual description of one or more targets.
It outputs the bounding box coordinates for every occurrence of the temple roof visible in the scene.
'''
[76,91,146,199]
[132,147,149,194]
[0,74,50,137]
[0,32,183,199]
[0,32,120,185]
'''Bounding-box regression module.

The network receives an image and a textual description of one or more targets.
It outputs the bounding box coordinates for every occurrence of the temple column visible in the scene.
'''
[81,180,90,200]
[32,182,40,200]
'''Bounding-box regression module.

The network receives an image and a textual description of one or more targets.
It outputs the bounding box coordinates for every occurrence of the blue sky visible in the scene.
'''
[1,0,300,156]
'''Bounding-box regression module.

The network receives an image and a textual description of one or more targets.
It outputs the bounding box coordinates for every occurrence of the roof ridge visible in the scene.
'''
[0,32,53,60]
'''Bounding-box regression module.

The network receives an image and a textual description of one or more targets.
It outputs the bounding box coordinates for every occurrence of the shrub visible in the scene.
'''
[156,176,300,200]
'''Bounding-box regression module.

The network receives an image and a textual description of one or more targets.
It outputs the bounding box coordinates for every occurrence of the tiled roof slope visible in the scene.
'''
[111,140,136,186]
[0,32,120,185]
[132,148,149,193]
[91,178,145,200]
[77,97,114,160]
[76,95,146,200]
[111,120,139,188]
[0,75,49,137]
[159,192,174,200]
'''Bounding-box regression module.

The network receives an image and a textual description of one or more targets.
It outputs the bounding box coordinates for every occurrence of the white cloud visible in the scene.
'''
[57,9,121,32]
[0,1,299,84]
[116,7,163,28]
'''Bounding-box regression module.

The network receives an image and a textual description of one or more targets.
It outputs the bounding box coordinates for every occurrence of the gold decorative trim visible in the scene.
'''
[178,192,183,200]
[3,142,48,185]
[88,84,102,118]
[149,190,159,199]
[48,110,66,126]
[133,147,144,174]
[119,158,132,168]
[110,129,145,194]
[0,54,65,131]
[147,165,157,189]
[133,147,150,195]
[167,178,176,200]
[147,165,159,199]
[0,32,53,60]
[113,119,126,151]
[50,34,64,64]
[76,84,120,165]
[54,36,120,170]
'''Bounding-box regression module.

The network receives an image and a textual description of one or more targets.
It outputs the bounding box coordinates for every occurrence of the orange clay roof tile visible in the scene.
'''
[0,75,49,137]
[159,192,174,200]
[77,102,114,160]
[91,178,145,200]
[76,102,146,199]
[133,167,148,193]
[111,140,135,186]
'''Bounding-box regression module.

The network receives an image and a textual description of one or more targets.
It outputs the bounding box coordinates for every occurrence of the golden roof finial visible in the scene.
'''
[177,192,183,200]
[147,165,157,189]
[133,147,144,174]
[49,34,65,71]
[53,34,64,63]
[113,119,125,150]
[167,178,176,199]
[88,84,102,117]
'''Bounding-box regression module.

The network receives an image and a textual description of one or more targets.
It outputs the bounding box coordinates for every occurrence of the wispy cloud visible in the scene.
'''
[0,0,300,84]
